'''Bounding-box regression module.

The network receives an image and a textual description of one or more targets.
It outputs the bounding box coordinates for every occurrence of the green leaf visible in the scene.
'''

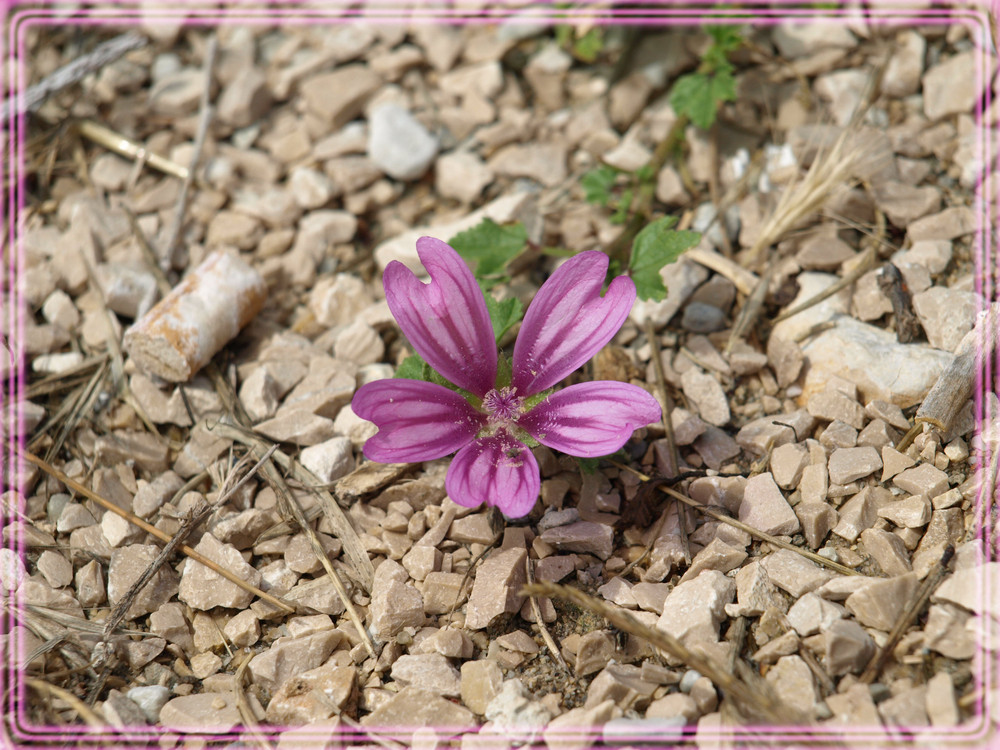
[572,28,604,63]
[394,353,431,381]
[485,295,524,342]
[449,219,527,278]
[705,25,744,55]
[581,165,619,206]
[610,187,632,224]
[669,68,736,130]
[629,216,701,302]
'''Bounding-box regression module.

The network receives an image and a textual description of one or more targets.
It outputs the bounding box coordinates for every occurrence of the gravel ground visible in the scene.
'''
[4,6,999,748]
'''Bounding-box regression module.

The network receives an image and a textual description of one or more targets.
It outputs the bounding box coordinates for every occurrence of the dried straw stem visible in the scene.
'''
[20,449,294,614]
[523,581,801,725]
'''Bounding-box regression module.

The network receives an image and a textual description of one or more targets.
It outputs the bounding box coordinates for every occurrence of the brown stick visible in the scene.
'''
[20,450,294,614]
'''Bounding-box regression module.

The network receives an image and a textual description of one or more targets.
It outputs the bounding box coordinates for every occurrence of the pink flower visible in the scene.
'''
[353,237,661,518]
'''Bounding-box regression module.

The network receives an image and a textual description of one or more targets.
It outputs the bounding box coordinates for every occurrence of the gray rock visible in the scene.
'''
[761,549,834,598]
[178,533,263,610]
[828,446,882,485]
[107,544,179,620]
[738,473,800,536]
[764,655,819,718]
[922,50,979,120]
[367,104,439,181]
[126,685,171,723]
[822,618,875,676]
[912,286,980,353]
[845,572,919,630]
[656,570,735,647]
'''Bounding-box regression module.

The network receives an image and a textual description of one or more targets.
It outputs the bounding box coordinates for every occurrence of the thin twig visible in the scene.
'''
[524,554,569,673]
[772,245,878,324]
[523,581,802,725]
[160,34,217,270]
[25,678,107,729]
[76,120,189,181]
[859,544,955,684]
[610,460,860,577]
[2,31,147,119]
[20,449,294,614]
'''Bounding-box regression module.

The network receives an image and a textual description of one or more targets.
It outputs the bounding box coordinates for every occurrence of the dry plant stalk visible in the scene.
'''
[916,302,1000,431]
[611,460,859,578]
[76,119,189,180]
[123,252,267,382]
[20,450,294,614]
[523,555,569,673]
[523,581,802,725]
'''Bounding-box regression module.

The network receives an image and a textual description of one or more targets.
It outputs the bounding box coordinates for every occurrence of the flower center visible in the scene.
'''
[482,386,523,424]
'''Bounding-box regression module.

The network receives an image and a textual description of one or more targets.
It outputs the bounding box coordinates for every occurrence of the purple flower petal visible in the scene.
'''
[445,430,540,518]
[353,378,485,463]
[383,237,497,397]
[512,251,636,395]
[518,381,661,457]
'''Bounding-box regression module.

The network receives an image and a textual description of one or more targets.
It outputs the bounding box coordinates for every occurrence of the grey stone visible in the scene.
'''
[178,533,262,610]
[159,693,242,733]
[107,544,179,620]
[912,286,980,353]
[368,104,439,181]
[878,494,931,529]
[795,503,838,549]
[540,521,613,560]
[656,570,735,648]
[893,463,949,499]
[786,592,845,637]
[761,549,834,598]
[845,572,919,630]
[922,50,979,120]
[738,473,800,536]
[680,369,730,427]
[822,618,875,676]
[764,655,819,719]
[390,654,461,697]
[464,547,526,630]
[828,447,882,485]
[832,488,879,542]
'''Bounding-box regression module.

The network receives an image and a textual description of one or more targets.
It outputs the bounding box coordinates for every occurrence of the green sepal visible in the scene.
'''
[495,356,512,389]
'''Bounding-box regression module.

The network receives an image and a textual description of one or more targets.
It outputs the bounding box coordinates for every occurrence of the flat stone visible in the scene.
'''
[656,570,735,648]
[422,571,467,615]
[825,683,881,727]
[370,559,425,638]
[883,29,925,97]
[873,181,941,228]
[822,618,875,676]
[178,533,262,610]
[334,320,384,365]
[126,685,171,723]
[801,318,951,408]
[738,473,799,536]
[645,692,700,722]
[461,659,503,715]
[912,508,965,578]
[107,544,180,620]
[845,572,919,630]
[912,286,979,353]
[464,547,526,630]
[450,512,499,545]
[827,447,882,485]
[632,582,671,614]
[881,446,916,481]
[540,521,613,560]
[159,693,242,733]
[36,550,73,588]
[795,503,838,549]
[728,560,779,618]
[575,630,616,677]
[764,656,818,719]
[74,559,106,607]
[368,104,438,181]
[362,686,474,730]
[678,538,747,584]
[906,206,976,243]
[878,494,931,529]
[217,66,271,128]
[222,609,260,649]
[932,563,1000,617]
[267,664,356,726]
[255,410,337,446]
[435,151,494,204]
[692,426,741,471]
[770,443,808,489]
[300,65,382,129]
[807,389,865,430]
[629,257,709,329]
[922,50,979,120]
[761,549,835,598]
[488,142,567,187]
[586,664,656,711]
[893,463,949,499]
[598,576,637,608]
[772,23,857,59]
[680,369,730,427]
[879,685,929,728]
[309,273,375,328]
[924,603,976,659]
[902,239,952,275]
[925,671,960,726]
[391,653,461,697]
[860,528,912,577]
[787,592,845,637]
[832,488,879,542]
[248,629,343,692]
[735,411,816,455]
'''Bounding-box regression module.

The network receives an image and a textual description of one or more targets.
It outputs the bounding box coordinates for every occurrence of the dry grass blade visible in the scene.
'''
[523,581,802,725]
[233,653,272,750]
[76,119,189,181]
[26,353,108,400]
[686,245,759,297]
[610,460,859,578]
[725,264,774,354]
[20,449,294,614]
[34,356,109,460]
[98,446,276,645]
[859,544,955,684]
[25,678,107,729]
[772,245,878,324]
[1,31,146,119]
[207,365,376,657]
[212,420,376,592]
[160,34,217,270]
[524,555,568,673]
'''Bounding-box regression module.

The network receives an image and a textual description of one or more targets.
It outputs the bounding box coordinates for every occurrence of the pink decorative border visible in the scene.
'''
[2,1,996,747]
